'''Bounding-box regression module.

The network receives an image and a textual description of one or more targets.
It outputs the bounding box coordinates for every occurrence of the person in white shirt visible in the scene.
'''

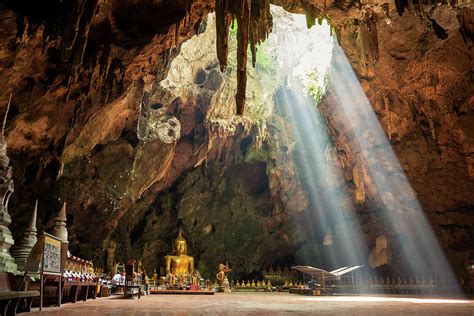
[111,273,122,285]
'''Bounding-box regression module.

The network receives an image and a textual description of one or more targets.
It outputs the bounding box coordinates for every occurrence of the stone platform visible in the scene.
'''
[149,289,214,295]
[27,292,474,315]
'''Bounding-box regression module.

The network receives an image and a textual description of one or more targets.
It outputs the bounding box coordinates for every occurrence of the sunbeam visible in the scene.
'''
[269,6,370,272]
[328,44,461,292]
[266,5,461,294]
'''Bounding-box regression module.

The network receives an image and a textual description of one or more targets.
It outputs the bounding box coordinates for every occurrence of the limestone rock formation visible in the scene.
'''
[368,235,391,268]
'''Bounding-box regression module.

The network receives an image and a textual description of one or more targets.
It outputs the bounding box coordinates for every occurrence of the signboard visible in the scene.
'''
[43,235,62,273]
[24,233,65,274]
[24,233,65,310]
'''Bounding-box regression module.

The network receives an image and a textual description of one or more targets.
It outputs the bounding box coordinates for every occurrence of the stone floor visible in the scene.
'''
[29,293,474,315]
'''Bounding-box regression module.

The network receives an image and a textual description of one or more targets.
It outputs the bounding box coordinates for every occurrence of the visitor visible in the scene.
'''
[111,272,122,285]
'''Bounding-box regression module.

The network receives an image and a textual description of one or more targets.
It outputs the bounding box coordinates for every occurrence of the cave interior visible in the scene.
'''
[0,0,473,289]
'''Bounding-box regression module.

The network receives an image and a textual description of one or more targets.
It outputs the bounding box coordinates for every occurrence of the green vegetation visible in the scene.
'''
[304,71,331,105]
[255,43,278,76]
[229,19,277,76]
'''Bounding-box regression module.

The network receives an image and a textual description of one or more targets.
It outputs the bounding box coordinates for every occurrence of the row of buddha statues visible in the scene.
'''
[234,280,303,288]
[63,253,99,283]
[235,280,273,288]
[262,264,295,281]
[146,228,306,292]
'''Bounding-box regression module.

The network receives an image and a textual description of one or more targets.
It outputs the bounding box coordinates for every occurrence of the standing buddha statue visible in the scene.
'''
[216,263,226,287]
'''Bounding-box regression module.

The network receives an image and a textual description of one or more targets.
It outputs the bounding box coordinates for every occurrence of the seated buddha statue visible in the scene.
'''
[164,229,194,277]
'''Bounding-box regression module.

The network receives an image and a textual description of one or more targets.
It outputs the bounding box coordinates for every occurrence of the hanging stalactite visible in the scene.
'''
[216,0,232,72]
[215,0,272,116]
[303,3,318,29]
[359,9,380,63]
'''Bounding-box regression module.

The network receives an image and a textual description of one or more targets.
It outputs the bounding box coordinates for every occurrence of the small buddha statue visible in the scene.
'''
[257,280,261,288]
[262,280,267,287]
[246,280,250,287]
[192,272,198,285]
[267,280,272,287]
[168,274,176,287]
[251,280,256,287]
[137,260,144,274]
[164,229,195,277]
[152,269,158,281]
[159,276,166,285]
[223,276,231,292]
[236,280,241,287]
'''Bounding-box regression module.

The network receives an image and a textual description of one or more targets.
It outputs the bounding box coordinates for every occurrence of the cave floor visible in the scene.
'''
[28,292,474,315]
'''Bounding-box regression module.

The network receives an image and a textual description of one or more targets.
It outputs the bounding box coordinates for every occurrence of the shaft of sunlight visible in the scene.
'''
[328,44,460,292]
[270,6,369,270]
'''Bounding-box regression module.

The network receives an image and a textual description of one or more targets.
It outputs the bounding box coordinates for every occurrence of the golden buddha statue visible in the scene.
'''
[216,263,226,287]
[164,229,194,277]
[190,273,196,285]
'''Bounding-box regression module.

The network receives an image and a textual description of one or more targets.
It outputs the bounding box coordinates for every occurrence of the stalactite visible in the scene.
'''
[384,94,392,141]
[65,0,87,53]
[2,93,12,134]
[235,0,251,116]
[215,0,272,116]
[304,4,317,29]
[359,9,379,63]
[79,2,96,68]
[395,0,456,16]
[216,0,232,72]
